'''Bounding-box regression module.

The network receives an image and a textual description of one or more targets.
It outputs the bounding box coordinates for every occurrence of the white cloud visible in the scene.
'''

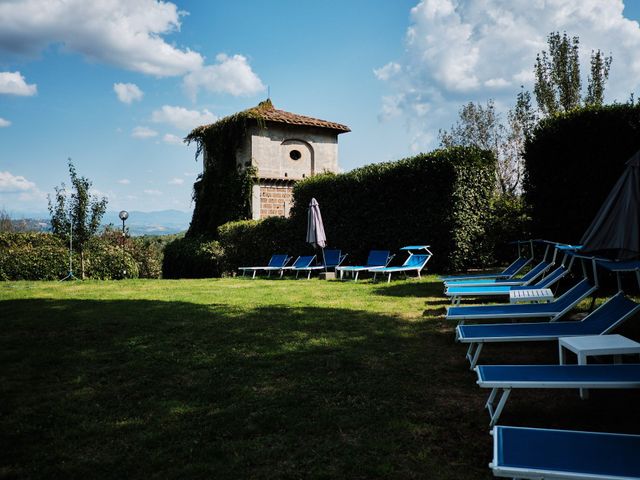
[373,62,401,81]
[152,105,216,130]
[183,53,265,100]
[168,177,184,185]
[113,82,143,104]
[0,117,11,127]
[143,189,162,195]
[163,133,184,145]
[0,171,36,192]
[377,0,640,151]
[0,71,37,96]
[0,0,203,77]
[131,126,158,138]
[117,178,131,185]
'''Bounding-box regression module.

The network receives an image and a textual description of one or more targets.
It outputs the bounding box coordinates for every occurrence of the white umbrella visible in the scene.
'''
[306,198,327,267]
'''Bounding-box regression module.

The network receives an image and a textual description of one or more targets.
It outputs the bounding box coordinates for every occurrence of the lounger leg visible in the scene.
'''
[253,270,257,279]
[354,271,359,282]
[486,388,511,427]
[296,271,299,279]
[307,271,311,280]
[466,342,484,369]
[387,273,392,283]
[279,269,284,279]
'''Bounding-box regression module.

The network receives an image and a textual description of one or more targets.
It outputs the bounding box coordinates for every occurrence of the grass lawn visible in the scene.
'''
[1,276,640,479]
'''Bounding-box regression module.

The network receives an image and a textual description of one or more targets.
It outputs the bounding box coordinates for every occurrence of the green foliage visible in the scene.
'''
[185,101,274,237]
[534,32,612,115]
[289,147,496,272]
[218,217,307,272]
[162,236,224,278]
[0,233,68,280]
[85,238,139,280]
[523,103,640,243]
[483,195,531,264]
[48,159,108,278]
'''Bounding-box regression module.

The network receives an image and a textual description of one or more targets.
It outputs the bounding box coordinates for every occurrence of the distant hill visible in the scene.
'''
[7,210,192,236]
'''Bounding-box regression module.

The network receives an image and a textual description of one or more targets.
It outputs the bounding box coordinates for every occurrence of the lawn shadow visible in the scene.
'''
[1,297,639,479]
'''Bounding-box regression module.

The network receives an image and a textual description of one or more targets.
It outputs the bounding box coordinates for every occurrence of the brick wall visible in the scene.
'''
[259,183,294,218]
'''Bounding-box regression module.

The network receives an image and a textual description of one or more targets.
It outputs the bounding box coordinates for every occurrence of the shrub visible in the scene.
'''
[524,104,640,243]
[0,233,69,280]
[217,217,307,272]
[84,239,139,280]
[162,236,224,279]
[483,195,531,264]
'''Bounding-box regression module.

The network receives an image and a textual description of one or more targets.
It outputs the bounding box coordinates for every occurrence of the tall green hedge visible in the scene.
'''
[288,147,496,272]
[161,236,224,279]
[524,104,640,243]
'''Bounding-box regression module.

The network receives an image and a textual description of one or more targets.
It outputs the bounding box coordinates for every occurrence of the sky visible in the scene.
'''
[2,0,640,216]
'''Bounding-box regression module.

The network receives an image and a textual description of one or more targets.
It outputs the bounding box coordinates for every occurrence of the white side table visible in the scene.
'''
[510,288,554,304]
[559,334,640,399]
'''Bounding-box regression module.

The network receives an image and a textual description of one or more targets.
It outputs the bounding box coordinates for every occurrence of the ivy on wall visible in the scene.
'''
[185,100,274,237]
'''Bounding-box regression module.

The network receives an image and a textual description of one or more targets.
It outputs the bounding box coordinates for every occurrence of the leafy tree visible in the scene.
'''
[534,31,612,115]
[48,159,108,279]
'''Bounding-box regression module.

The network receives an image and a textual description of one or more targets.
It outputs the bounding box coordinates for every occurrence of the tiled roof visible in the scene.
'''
[257,102,351,133]
[190,100,350,136]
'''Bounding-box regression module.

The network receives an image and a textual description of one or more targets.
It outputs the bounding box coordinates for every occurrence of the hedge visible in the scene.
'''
[524,104,640,243]
[287,146,496,272]
[0,233,142,281]
[161,236,224,279]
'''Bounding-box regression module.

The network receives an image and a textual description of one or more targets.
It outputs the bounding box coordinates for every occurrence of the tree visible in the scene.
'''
[0,208,13,232]
[48,159,108,279]
[534,31,612,115]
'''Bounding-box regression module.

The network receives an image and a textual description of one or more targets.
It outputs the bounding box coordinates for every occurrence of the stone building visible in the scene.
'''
[199,100,350,219]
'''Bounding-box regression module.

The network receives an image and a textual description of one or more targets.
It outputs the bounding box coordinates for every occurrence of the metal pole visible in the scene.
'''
[122,218,126,278]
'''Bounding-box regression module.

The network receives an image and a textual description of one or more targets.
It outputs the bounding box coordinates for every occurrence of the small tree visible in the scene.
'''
[0,208,13,232]
[534,31,612,115]
[48,159,108,279]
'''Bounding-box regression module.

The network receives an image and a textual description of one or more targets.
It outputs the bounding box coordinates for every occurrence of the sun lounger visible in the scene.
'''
[447,278,596,326]
[476,364,640,426]
[455,292,640,368]
[440,243,533,282]
[281,255,317,279]
[291,249,347,278]
[446,263,569,305]
[239,254,291,279]
[490,425,640,479]
[371,245,433,283]
[444,260,553,288]
[336,250,394,281]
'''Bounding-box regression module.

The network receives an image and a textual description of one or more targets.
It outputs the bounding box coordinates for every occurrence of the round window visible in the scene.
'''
[289,149,302,160]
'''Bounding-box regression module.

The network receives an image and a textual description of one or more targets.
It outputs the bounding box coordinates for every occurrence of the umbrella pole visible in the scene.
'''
[322,247,326,272]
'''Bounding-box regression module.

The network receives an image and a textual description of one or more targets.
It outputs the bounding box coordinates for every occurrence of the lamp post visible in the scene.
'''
[119,210,129,278]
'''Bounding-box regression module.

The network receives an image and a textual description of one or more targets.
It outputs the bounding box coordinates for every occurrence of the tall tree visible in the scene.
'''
[534,31,612,115]
[585,49,613,107]
[48,159,108,279]
[439,99,526,195]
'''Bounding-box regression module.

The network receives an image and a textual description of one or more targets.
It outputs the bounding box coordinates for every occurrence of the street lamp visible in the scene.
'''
[119,210,129,278]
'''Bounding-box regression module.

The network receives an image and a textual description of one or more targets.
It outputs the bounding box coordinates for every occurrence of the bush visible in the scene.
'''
[0,233,69,280]
[289,147,496,272]
[524,104,640,243]
[217,217,307,272]
[84,239,139,280]
[483,195,531,265]
[162,236,224,279]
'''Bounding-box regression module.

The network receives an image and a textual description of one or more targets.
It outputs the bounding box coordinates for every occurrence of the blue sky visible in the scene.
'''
[2,0,640,215]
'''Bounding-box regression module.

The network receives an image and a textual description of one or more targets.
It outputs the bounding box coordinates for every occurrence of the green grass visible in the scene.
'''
[1,276,639,479]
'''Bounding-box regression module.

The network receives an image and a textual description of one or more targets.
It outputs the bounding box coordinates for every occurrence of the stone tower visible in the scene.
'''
[198,100,350,219]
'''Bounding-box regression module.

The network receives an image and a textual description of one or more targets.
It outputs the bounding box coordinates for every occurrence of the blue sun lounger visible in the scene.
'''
[440,255,532,283]
[476,364,640,426]
[455,291,640,368]
[446,261,570,306]
[281,255,317,279]
[447,278,596,325]
[371,246,433,283]
[291,249,347,278]
[444,259,553,288]
[490,425,640,479]
[239,254,291,278]
[336,250,393,281]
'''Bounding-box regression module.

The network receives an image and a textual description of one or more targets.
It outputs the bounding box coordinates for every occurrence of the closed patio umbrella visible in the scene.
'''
[580,150,640,260]
[306,198,327,267]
